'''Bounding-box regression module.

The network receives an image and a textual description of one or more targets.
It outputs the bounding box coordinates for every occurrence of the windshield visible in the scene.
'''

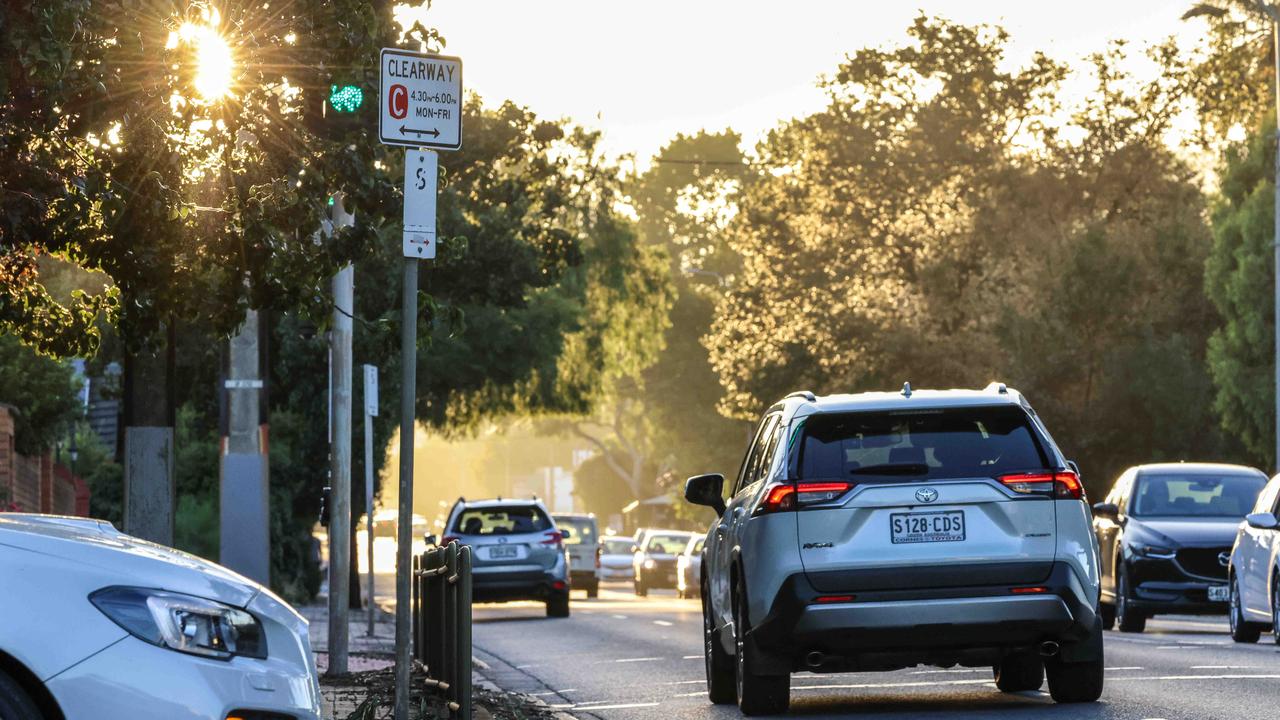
[797,405,1049,481]
[645,533,691,554]
[691,538,705,554]
[602,538,634,554]
[554,516,597,545]
[1130,474,1265,518]
[451,506,551,536]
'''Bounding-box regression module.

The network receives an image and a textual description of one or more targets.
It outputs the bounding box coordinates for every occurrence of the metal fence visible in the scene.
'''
[412,540,473,720]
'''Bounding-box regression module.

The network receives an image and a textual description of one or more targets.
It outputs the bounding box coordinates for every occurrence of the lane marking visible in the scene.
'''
[612,614,628,620]
[665,680,703,685]
[675,690,705,697]
[1106,667,1144,671]
[570,702,661,710]
[654,620,673,627]
[1111,674,1280,681]
[614,656,662,663]
[1191,665,1258,669]
[683,654,701,660]
[794,678,993,691]
[909,668,985,675]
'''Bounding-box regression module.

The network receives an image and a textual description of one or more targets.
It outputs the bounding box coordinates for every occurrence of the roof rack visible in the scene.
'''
[984,382,1008,395]
[901,382,912,398]
[785,390,816,402]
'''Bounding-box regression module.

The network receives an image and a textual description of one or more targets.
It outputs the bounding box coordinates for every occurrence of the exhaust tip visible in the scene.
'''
[1038,641,1060,657]
[805,651,825,668]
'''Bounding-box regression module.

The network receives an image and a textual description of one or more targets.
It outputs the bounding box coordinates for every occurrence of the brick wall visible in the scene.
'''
[0,404,89,516]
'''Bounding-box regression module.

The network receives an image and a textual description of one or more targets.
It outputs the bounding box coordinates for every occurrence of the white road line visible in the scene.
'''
[1191,665,1258,669]
[683,654,701,659]
[611,614,628,619]
[908,668,986,675]
[1110,674,1280,681]
[654,620,673,627]
[674,690,706,697]
[1106,667,1144,671]
[614,656,662,663]
[794,678,994,691]
[665,680,703,685]
[572,703,661,711]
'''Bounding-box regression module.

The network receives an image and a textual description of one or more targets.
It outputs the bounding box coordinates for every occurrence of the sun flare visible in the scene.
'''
[170,18,234,102]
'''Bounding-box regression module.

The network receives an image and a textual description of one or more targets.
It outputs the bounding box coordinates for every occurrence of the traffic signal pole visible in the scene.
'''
[326,195,355,677]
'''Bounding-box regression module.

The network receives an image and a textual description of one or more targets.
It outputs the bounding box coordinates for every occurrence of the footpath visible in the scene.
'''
[303,600,571,720]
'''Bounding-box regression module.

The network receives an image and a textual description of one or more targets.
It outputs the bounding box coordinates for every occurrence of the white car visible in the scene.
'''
[598,536,636,581]
[0,514,321,720]
[677,536,705,599]
[1227,472,1280,643]
[686,384,1103,715]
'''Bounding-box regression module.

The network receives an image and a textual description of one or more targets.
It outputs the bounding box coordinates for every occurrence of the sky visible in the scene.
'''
[408,1,1205,161]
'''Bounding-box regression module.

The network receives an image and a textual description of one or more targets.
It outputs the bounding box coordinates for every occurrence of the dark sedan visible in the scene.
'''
[1093,463,1267,632]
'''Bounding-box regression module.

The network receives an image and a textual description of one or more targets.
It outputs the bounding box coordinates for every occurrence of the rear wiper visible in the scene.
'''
[848,462,930,476]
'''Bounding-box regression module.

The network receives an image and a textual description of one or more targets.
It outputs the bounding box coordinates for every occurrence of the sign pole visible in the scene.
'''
[394,257,416,720]
[363,364,378,637]
[379,46,460,720]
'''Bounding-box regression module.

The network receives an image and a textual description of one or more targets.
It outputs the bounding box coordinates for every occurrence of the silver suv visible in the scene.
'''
[685,384,1103,715]
[442,498,571,617]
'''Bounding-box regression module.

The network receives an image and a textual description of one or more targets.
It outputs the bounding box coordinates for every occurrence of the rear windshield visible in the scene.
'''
[451,506,552,536]
[691,538,705,554]
[554,516,597,545]
[644,533,692,554]
[602,538,634,554]
[1131,474,1266,518]
[797,405,1049,481]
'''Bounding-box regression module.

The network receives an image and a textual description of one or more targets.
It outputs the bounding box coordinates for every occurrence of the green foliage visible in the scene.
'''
[0,334,81,455]
[1206,117,1276,469]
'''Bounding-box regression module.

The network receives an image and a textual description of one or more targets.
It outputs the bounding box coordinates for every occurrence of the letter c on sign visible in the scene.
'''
[389,84,408,120]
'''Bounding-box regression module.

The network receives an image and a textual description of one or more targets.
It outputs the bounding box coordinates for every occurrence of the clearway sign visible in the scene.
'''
[379,48,462,150]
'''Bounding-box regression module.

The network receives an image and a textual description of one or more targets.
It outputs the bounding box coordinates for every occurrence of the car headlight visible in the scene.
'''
[90,586,267,660]
[643,559,657,569]
[1135,544,1176,560]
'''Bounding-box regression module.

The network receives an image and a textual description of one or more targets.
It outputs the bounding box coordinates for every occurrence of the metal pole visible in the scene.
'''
[326,195,355,676]
[394,257,418,720]
[1273,16,1280,473]
[365,403,375,637]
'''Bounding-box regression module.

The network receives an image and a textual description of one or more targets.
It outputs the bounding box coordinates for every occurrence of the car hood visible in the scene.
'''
[1130,516,1241,546]
[0,514,261,607]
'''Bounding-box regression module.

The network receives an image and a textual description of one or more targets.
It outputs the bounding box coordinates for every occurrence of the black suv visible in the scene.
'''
[1092,463,1266,632]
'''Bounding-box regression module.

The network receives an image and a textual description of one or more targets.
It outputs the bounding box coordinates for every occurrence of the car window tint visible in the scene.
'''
[452,506,551,535]
[602,538,633,554]
[798,406,1047,481]
[1131,474,1266,518]
[645,533,692,554]
[737,414,780,494]
[1257,477,1280,514]
[692,538,705,554]
[755,422,786,485]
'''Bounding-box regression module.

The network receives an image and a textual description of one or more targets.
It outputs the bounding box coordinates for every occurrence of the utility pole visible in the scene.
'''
[123,320,176,545]
[363,364,379,637]
[326,194,355,676]
[1255,0,1280,472]
[220,309,270,584]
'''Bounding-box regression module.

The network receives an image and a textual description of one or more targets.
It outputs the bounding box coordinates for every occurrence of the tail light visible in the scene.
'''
[757,482,853,514]
[997,470,1083,500]
[541,531,564,547]
[441,535,460,545]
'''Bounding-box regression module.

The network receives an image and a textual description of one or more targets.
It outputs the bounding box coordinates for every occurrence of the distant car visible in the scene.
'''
[677,535,705,599]
[442,498,571,617]
[554,513,601,598]
[632,528,697,596]
[598,536,636,581]
[1227,472,1280,643]
[0,513,321,720]
[1093,463,1266,632]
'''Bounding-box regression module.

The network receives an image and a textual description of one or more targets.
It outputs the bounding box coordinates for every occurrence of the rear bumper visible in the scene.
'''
[750,561,1098,671]
[472,568,567,603]
[570,569,599,586]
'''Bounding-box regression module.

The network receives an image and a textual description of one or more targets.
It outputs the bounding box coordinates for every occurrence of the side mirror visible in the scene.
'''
[1246,512,1280,530]
[424,533,438,546]
[630,545,640,554]
[1091,502,1119,519]
[685,473,727,516]
[560,527,573,538]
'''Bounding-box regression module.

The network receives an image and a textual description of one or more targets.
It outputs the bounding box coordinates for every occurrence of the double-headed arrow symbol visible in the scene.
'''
[400,125,440,138]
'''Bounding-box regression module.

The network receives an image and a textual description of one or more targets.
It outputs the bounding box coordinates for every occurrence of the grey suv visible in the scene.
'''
[686,384,1103,715]
[442,498,571,617]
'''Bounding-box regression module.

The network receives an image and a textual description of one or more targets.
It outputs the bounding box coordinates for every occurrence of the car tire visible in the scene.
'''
[0,669,43,720]
[635,578,648,597]
[1098,601,1115,631]
[586,583,599,599]
[1272,573,1280,646]
[1115,568,1146,633]
[703,585,736,705]
[734,575,789,716]
[546,594,570,618]
[994,652,1044,692]
[1045,621,1104,703]
[1229,572,1261,643]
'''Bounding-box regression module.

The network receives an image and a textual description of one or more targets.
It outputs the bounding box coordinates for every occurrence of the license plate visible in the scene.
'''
[1208,585,1229,602]
[890,510,965,544]
[487,545,518,560]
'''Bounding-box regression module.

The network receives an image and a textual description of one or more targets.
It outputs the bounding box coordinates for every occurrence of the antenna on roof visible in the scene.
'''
[901,382,912,398]
[785,390,816,402]
[984,382,1008,395]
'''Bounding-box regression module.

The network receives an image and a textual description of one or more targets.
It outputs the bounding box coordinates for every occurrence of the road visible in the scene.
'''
[471,582,1280,720]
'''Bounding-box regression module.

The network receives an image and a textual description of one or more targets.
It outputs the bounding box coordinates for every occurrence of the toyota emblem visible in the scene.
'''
[1218,551,1230,568]
[497,536,509,544]
[915,488,939,504]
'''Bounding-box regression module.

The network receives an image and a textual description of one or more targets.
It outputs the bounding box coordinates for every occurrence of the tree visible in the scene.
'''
[1205,117,1276,469]
[0,334,80,456]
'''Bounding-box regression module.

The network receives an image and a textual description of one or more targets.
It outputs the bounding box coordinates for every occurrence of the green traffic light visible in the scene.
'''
[329,84,363,113]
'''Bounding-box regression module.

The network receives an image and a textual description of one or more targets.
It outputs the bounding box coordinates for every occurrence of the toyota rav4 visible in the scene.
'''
[685,383,1103,715]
